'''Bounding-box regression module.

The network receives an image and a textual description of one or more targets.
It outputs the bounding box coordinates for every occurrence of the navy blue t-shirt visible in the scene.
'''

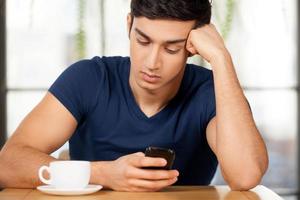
[49,56,218,185]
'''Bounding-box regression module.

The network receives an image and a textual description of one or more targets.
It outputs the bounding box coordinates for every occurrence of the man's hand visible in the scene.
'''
[186,23,230,65]
[93,152,179,192]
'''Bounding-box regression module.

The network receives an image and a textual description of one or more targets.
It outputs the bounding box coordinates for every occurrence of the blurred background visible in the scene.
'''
[0,0,298,199]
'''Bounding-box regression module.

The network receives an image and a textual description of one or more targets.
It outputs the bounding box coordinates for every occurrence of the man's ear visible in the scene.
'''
[127,13,133,38]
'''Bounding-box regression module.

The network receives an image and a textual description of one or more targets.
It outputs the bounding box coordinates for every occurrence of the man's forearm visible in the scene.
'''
[211,53,268,189]
[0,144,122,190]
[0,144,56,188]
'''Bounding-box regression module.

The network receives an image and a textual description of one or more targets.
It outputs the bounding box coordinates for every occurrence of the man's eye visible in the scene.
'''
[137,39,150,45]
[166,48,180,54]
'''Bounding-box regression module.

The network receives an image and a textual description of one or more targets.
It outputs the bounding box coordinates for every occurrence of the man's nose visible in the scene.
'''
[145,46,161,71]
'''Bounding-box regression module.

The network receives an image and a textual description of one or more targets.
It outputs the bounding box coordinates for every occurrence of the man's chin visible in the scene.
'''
[138,81,162,93]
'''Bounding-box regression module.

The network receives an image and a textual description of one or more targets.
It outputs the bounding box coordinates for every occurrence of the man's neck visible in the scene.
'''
[129,70,184,117]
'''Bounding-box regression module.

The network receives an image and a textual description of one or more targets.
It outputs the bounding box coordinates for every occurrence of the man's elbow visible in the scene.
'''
[227,168,265,191]
[0,148,35,189]
[225,156,268,191]
[228,176,261,191]
[225,162,268,191]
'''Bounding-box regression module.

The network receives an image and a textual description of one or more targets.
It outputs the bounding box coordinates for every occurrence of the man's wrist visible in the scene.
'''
[210,49,232,70]
[90,161,111,188]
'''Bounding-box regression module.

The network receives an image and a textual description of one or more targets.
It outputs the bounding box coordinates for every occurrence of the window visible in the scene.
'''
[210,0,298,194]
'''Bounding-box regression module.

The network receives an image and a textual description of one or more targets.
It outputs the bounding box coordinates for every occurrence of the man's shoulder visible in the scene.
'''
[91,56,130,69]
[182,64,216,120]
[184,63,214,89]
[186,63,213,79]
[63,56,129,80]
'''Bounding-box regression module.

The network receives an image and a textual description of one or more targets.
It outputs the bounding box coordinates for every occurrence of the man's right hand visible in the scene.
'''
[91,152,179,192]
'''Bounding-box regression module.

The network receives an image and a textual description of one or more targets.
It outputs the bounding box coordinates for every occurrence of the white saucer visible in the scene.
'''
[37,184,103,196]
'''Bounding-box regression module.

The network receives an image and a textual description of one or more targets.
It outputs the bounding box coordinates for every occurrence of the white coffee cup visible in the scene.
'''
[38,161,91,189]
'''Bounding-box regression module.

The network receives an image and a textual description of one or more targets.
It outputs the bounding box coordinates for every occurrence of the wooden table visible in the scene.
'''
[0,185,283,200]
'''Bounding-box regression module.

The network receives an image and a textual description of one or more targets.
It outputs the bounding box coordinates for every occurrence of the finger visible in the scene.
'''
[185,40,198,55]
[129,156,167,168]
[186,47,197,55]
[130,168,179,180]
[128,177,178,191]
[133,152,145,157]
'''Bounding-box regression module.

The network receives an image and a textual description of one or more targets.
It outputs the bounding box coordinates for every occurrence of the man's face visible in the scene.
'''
[127,16,195,92]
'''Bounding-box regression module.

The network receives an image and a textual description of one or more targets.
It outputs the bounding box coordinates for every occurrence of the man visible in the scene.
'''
[0,0,268,192]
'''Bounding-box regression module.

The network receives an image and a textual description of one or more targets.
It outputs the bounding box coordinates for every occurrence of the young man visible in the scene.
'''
[0,0,268,191]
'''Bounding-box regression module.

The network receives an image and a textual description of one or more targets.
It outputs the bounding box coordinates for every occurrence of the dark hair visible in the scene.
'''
[130,0,212,27]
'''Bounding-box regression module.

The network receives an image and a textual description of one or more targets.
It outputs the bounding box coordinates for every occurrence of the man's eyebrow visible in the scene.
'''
[135,28,151,41]
[134,28,187,44]
[165,38,187,44]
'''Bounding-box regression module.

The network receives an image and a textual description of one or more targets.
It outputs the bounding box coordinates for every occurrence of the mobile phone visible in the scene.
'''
[144,147,175,170]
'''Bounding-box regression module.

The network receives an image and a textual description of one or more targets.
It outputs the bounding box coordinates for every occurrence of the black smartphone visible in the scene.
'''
[144,147,175,170]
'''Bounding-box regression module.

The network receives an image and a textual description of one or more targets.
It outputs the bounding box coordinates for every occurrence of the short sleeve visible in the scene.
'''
[48,59,104,123]
[197,74,216,130]
[204,79,216,124]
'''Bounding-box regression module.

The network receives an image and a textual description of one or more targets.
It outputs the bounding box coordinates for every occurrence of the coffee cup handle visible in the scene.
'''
[38,166,51,185]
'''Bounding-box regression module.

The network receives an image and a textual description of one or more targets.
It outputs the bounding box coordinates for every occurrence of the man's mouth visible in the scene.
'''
[141,72,161,83]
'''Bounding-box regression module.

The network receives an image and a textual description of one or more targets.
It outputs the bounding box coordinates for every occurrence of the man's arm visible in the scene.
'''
[0,92,179,191]
[186,24,268,190]
[0,92,77,188]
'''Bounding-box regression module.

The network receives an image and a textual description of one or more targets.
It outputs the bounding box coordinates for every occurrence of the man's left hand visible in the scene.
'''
[186,23,230,65]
